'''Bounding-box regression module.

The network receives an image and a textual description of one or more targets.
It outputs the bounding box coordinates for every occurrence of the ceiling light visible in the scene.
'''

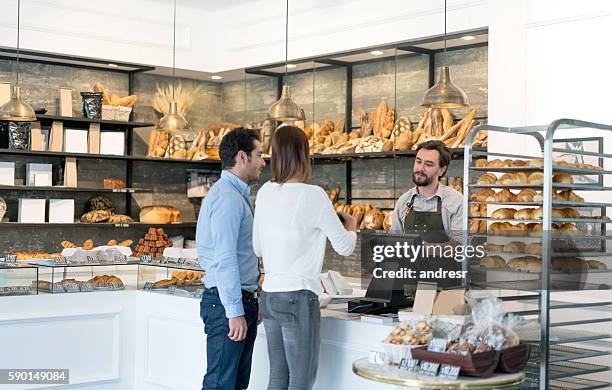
[107,63,118,67]
[370,50,384,56]
[461,35,476,41]
[210,75,223,80]
[286,64,297,69]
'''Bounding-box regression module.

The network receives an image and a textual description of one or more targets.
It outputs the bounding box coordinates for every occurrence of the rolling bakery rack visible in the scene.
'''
[462,119,612,390]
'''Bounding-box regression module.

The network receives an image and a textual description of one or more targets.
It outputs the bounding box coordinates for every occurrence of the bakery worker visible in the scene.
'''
[390,140,463,246]
[196,128,266,390]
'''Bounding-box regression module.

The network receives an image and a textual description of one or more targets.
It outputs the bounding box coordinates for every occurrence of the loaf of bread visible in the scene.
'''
[559,223,579,235]
[527,172,544,185]
[587,260,608,270]
[558,208,580,219]
[551,257,586,271]
[525,242,542,255]
[477,173,497,185]
[139,205,181,224]
[558,190,584,202]
[492,208,517,219]
[475,159,488,167]
[508,256,541,273]
[553,174,573,184]
[514,208,534,220]
[529,158,544,168]
[503,241,526,253]
[516,189,537,202]
[484,243,505,252]
[480,255,507,268]
[486,159,505,168]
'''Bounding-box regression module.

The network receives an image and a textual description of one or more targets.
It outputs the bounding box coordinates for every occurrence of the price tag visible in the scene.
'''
[114,223,130,228]
[168,285,177,294]
[113,255,127,264]
[52,283,65,293]
[0,286,30,295]
[438,364,461,380]
[143,282,153,291]
[108,282,121,291]
[65,283,80,293]
[53,256,68,265]
[427,338,448,352]
[194,288,203,299]
[160,256,169,265]
[399,358,419,372]
[177,257,187,266]
[4,255,16,263]
[367,351,387,366]
[80,282,94,292]
[140,255,153,264]
[86,255,100,264]
[419,361,440,377]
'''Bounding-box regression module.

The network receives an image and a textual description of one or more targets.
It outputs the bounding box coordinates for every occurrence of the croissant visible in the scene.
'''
[475,159,488,167]
[487,159,505,168]
[497,173,522,185]
[471,188,496,202]
[477,173,497,185]
[514,208,533,220]
[558,190,584,202]
[61,240,78,248]
[516,189,537,202]
[487,189,515,202]
[503,241,526,253]
[492,208,517,219]
[527,172,544,185]
[553,174,574,184]
[529,158,544,168]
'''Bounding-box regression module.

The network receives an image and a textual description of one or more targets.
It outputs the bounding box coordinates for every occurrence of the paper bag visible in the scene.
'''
[64,157,77,187]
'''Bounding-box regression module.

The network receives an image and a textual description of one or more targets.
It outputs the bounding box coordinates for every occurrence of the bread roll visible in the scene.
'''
[533,192,543,202]
[487,189,515,203]
[516,189,537,202]
[487,159,505,168]
[525,242,542,255]
[529,158,544,168]
[484,243,504,252]
[489,222,512,235]
[511,159,529,167]
[514,208,534,220]
[492,208,517,219]
[553,174,573,184]
[559,223,579,235]
[480,255,507,268]
[475,159,488,168]
[587,260,607,270]
[527,172,544,185]
[503,241,526,253]
[558,190,584,202]
[472,188,496,202]
[508,256,541,273]
[477,174,497,185]
[139,205,181,224]
[559,208,580,219]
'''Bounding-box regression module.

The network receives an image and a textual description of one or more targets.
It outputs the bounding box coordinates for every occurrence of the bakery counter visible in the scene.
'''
[0,291,397,390]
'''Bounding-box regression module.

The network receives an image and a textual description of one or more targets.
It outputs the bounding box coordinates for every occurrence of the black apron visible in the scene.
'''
[403,195,450,243]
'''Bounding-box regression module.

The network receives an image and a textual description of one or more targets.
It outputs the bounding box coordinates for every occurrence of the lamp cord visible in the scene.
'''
[443,0,447,66]
[16,0,20,87]
[172,0,177,101]
[284,0,289,83]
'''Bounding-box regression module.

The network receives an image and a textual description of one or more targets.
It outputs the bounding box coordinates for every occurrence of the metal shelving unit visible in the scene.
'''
[462,119,612,390]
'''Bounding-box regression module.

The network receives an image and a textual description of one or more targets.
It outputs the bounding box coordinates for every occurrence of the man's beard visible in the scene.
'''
[412,171,433,186]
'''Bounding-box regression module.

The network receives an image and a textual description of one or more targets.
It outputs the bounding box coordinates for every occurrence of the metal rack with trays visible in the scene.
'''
[461,119,612,390]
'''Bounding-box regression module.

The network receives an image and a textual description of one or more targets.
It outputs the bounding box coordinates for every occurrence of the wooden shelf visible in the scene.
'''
[36,114,155,129]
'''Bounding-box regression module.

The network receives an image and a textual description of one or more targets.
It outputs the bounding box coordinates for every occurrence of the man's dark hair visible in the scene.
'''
[416,140,451,176]
[219,127,261,169]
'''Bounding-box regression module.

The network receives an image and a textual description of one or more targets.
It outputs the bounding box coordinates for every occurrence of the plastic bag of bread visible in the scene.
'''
[463,296,520,352]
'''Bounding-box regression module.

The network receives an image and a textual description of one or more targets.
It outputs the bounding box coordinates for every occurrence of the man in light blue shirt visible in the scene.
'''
[197,128,266,390]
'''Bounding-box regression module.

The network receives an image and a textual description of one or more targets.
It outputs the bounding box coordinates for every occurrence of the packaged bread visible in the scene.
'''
[508,256,542,273]
[503,241,526,253]
[139,205,181,224]
[480,255,507,268]
[553,174,573,184]
[492,208,517,219]
[477,173,498,185]
[166,135,188,160]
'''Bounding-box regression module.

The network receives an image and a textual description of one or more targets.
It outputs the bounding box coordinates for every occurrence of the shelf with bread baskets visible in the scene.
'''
[462,119,612,390]
[36,114,155,130]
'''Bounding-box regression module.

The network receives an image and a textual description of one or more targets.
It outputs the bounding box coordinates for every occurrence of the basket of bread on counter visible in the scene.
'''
[469,156,609,276]
[382,297,529,378]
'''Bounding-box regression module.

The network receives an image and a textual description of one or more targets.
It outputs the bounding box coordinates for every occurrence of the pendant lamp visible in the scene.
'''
[421,0,469,108]
[0,0,36,122]
[158,0,188,131]
[267,0,305,122]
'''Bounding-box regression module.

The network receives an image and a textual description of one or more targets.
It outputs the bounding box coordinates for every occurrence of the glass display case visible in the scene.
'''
[29,256,139,294]
[0,259,38,296]
[137,256,204,299]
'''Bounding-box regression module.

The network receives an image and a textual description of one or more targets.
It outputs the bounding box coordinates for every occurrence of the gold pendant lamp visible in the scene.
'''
[158,0,188,131]
[0,0,36,122]
[267,0,305,122]
[421,0,469,108]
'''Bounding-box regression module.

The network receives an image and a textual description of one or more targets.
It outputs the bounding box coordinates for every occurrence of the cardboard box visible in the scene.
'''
[88,123,100,154]
[59,88,73,117]
[64,128,89,153]
[412,281,438,315]
[18,199,46,223]
[432,289,467,315]
[100,132,125,155]
[0,162,15,186]
[48,199,75,223]
[26,163,52,186]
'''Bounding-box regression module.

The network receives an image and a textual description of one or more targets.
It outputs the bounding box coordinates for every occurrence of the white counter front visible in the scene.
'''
[0,291,397,390]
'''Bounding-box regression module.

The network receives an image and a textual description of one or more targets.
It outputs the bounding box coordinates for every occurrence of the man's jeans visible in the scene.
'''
[200,290,259,390]
[260,290,321,390]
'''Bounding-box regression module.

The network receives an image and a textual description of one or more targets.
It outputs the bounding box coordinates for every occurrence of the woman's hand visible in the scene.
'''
[338,212,357,232]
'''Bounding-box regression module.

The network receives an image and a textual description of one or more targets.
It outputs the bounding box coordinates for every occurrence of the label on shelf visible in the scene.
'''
[143,282,152,291]
[418,361,440,377]
[438,364,460,380]
[53,257,68,265]
[80,283,94,292]
[112,255,127,264]
[399,358,419,372]
[0,286,31,295]
[140,255,153,264]
[177,258,186,266]
[4,255,16,263]
[194,288,203,299]
[86,255,100,264]
[108,283,121,291]
[160,256,169,265]
[114,223,130,228]
[167,285,177,294]
[65,284,80,293]
[52,284,65,293]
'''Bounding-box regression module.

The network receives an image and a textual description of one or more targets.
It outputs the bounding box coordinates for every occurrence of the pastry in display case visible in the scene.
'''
[0,259,39,296]
[138,261,204,299]
[33,261,136,294]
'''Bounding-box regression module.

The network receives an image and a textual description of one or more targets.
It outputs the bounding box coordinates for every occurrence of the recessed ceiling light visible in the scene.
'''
[210,75,223,80]
[370,50,384,56]
[286,64,297,69]
[460,35,476,41]
[107,63,118,67]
